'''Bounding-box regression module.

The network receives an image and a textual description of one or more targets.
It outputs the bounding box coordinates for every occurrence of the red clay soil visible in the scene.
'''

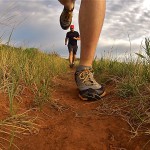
[0,69,150,150]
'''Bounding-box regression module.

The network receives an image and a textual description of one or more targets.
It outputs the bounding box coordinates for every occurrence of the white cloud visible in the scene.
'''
[0,0,149,58]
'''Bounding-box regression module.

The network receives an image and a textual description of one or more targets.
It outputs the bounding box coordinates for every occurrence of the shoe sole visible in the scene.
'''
[60,7,73,30]
[60,16,71,30]
[79,91,106,101]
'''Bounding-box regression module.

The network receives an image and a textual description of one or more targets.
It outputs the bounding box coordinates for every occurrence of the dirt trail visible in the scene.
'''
[2,69,149,150]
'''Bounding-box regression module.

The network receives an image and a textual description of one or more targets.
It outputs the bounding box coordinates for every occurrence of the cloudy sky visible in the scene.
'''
[0,0,150,59]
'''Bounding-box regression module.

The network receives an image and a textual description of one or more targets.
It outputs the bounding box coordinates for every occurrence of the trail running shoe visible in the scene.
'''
[75,66,106,101]
[60,3,74,30]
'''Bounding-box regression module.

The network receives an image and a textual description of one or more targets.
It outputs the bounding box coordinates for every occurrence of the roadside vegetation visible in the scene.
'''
[0,45,68,149]
[93,38,150,146]
[0,38,149,149]
[0,45,68,108]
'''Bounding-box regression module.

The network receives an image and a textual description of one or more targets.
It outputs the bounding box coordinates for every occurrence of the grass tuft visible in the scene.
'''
[93,38,150,141]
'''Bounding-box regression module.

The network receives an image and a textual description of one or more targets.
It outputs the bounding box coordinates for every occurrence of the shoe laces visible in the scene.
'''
[78,69,97,86]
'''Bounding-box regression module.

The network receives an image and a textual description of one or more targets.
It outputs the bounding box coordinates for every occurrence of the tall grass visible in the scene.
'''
[0,45,68,149]
[93,38,150,141]
[0,45,68,112]
[94,39,150,98]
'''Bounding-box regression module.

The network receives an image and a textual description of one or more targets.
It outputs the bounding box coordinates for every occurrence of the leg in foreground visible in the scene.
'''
[75,0,106,101]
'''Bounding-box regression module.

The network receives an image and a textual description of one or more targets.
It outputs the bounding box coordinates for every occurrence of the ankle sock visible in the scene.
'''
[76,65,92,72]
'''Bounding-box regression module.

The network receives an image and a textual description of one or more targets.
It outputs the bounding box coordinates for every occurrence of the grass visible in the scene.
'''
[0,109,41,149]
[94,39,150,98]
[0,44,68,149]
[0,45,68,109]
[93,38,150,143]
[0,38,149,148]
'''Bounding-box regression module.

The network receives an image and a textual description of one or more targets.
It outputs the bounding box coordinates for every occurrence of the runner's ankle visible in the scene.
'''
[76,65,92,72]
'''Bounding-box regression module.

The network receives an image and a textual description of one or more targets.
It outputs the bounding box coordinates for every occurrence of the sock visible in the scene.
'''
[76,65,92,72]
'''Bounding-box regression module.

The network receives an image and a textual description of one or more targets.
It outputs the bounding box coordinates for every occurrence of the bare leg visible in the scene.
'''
[72,54,76,63]
[79,0,106,66]
[69,51,73,64]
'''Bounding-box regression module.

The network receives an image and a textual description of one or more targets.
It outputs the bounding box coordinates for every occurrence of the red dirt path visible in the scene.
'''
[0,69,149,150]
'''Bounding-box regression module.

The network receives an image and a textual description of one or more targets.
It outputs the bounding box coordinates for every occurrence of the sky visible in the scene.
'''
[0,0,150,59]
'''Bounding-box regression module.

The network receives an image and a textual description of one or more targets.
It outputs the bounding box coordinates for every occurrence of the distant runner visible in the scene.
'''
[65,25,80,68]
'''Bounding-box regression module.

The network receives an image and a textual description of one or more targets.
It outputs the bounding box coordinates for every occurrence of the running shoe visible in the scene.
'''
[60,2,75,30]
[75,66,106,101]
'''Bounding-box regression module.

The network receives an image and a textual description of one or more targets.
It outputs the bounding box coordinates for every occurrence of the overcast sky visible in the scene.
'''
[0,0,150,59]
